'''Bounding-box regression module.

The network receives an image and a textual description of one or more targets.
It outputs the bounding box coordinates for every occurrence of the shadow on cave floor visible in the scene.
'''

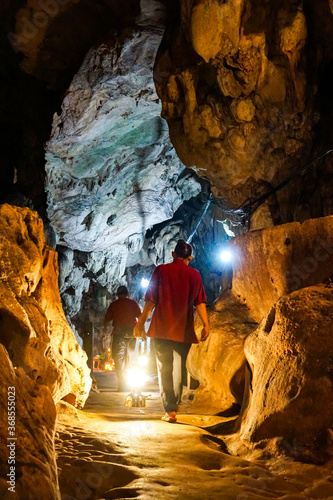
[55,372,333,500]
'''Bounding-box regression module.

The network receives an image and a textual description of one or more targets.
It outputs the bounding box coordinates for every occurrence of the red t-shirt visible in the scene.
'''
[105,297,141,336]
[145,259,206,344]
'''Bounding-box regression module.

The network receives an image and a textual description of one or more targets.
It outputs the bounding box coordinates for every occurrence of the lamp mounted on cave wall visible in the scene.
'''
[141,278,150,288]
[220,249,233,263]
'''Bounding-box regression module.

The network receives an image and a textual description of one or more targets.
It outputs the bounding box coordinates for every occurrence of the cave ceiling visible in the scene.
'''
[2,0,333,228]
[153,0,333,221]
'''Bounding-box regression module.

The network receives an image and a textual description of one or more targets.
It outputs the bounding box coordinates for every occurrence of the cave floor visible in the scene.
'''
[55,372,333,500]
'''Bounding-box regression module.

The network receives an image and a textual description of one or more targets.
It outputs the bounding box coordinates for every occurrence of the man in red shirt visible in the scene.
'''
[134,240,209,422]
[104,286,141,391]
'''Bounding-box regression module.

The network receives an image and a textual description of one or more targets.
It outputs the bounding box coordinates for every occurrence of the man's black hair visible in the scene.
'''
[117,285,129,296]
[174,239,192,259]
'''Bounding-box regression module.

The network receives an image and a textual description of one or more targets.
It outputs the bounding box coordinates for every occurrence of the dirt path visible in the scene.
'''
[55,372,333,500]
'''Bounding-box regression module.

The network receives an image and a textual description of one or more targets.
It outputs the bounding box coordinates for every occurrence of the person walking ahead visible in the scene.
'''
[134,240,209,422]
[104,286,141,392]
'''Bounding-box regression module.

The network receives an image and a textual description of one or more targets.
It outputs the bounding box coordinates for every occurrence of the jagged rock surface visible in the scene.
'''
[154,0,333,223]
[45,13,200,253]
[0,204,91,407]
[229,284,333,463]
[0,344,60,499]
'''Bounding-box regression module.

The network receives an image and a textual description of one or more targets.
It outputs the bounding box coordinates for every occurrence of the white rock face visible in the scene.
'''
[45,14,200,254]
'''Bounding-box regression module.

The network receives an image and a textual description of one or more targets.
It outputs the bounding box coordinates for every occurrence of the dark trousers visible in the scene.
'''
[112,335,136,390]
[153,338,191,413]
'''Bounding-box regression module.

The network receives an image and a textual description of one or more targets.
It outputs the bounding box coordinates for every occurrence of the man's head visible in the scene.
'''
[172,239,193,265]
[117,285,129,297]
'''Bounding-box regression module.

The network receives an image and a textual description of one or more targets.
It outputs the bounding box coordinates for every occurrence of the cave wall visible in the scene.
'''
[230,215,333,321]
[0,204,93,498]
[154,0,333,225]
[230,283,333,464]
[45,2,200,254]
[189,215,333,461]
[0,204,91,407]
[0,345,60,499]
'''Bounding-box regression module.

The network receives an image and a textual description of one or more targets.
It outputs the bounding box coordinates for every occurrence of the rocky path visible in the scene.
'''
[55,372,333,500]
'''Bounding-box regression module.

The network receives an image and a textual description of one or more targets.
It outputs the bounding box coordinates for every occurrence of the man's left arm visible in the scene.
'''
[195,302,210,341]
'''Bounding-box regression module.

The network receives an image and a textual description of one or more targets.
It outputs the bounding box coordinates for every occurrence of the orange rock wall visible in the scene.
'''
[230,215,333,322]
[0,204,91,407]
[230,284,333,462]
[0,345,61,499]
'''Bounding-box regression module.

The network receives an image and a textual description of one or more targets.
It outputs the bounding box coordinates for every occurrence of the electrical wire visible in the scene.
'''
[214,147,333,226]
[185,148,333,239]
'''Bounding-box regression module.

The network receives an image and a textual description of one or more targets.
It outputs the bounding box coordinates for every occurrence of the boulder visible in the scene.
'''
[0,204,91,407]
[0,344,60,499]
[230,284,333,463]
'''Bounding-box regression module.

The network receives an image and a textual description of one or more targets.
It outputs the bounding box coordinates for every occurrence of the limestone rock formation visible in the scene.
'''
[231,284,333,463]
[0,204,91,407]
[45,6,201,254]
[154,0,333,220]
[230,215,333,322]
[0,344,60,500]
[188,292,257,410]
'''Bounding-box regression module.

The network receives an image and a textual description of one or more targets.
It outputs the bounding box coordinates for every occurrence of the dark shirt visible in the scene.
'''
[105,297,141,336]
[145,259,206,344]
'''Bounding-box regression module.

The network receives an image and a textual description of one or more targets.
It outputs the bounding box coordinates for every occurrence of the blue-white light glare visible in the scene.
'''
[141,278,150,288]
[220,250,232,263]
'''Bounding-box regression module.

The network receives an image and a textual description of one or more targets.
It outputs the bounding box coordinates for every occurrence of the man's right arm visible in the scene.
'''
[133,301,155,339]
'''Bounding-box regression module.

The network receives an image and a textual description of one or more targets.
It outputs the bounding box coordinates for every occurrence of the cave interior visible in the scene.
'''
[1,0,333,499]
